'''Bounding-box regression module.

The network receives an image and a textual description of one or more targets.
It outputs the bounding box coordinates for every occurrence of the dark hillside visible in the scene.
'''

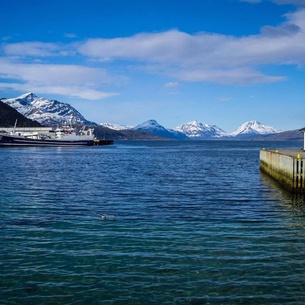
[254,129,303,141]
[94,125,165,140]
[0,101,42,127]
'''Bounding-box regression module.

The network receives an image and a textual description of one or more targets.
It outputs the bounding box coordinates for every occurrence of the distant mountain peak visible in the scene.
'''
[134,119,188,140]
[136,119,160,128]
[17,92,38,101]
[2,93,96,127]
[100,122,131,130]
[20,92,36,97]
[230,120,280,138]
[134,119,167,131]
[175,121,228,139]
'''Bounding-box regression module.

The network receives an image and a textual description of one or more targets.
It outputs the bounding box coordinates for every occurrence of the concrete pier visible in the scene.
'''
[260,149,305,193]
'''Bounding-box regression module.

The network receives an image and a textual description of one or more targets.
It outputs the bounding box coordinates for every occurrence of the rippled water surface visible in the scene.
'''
[2,140,305,305]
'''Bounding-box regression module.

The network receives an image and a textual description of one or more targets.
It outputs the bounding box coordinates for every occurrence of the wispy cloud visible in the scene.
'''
[173,68,285,85]
[272,0,305,6]
[0,59,119,100]
[164,82,180,88]
[2,41,68,57]
[64,33,77,39]
[241,0,305,5]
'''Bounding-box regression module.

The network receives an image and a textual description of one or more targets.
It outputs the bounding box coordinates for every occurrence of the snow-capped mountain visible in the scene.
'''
[100,122,132,130]
[2,92,97,126]
[0,93,283,140]
[133,119,188,140]
[99,119,281,140]
[230,120,281,138]
[175,120,228,139]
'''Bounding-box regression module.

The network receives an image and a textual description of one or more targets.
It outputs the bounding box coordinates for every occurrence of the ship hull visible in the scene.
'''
[0,135,95,147]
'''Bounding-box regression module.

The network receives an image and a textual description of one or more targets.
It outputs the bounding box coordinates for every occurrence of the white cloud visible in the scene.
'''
[261,23,301,36]
[0,82,118,100]
[2,41,68,57]
[77,9,305,84]
[1,8,305,94]
[0,59,119,100]
[174,67,285,85]
[78,30,196,62]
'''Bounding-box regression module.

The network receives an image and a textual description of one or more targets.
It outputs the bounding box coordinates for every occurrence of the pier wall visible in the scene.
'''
[260,149,305,193]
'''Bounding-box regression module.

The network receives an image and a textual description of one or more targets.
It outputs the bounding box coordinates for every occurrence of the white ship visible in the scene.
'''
[0,124,97,147]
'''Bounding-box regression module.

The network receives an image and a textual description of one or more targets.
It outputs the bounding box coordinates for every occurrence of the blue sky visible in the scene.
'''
[1,0,305,132]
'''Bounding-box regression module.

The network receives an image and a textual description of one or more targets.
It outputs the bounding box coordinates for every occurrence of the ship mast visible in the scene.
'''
[13,119,18,134]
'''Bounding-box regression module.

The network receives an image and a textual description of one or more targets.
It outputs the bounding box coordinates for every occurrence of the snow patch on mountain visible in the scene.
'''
[2,92,96,126]
[175,120,228,139]
[230,120,281,138]
[100,122,132,130]
[133,119,188,140]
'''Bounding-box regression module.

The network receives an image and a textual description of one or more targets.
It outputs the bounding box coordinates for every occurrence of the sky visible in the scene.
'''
[1,0,305,132]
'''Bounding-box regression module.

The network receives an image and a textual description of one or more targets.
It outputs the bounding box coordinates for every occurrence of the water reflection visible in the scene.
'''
[260,171,305,219]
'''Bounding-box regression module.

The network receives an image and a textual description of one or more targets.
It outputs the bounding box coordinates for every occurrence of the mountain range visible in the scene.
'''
[102,119,284,140]
[175,121,228,139]
[0,92,302,140]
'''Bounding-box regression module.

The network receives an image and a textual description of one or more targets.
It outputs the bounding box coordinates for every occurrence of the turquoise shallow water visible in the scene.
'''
[1,140,305,305]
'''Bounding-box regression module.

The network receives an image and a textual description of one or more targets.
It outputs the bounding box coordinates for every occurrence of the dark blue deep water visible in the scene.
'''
[2,140,305,305]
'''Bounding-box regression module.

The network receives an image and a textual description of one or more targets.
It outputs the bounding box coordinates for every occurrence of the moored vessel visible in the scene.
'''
[0,125,110,147]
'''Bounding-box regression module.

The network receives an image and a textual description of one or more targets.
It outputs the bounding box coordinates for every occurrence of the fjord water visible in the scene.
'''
[1,140,305,305]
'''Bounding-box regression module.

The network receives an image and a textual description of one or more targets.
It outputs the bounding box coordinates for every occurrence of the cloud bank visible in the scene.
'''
[1,9,305,99]
[0,59,119,100]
